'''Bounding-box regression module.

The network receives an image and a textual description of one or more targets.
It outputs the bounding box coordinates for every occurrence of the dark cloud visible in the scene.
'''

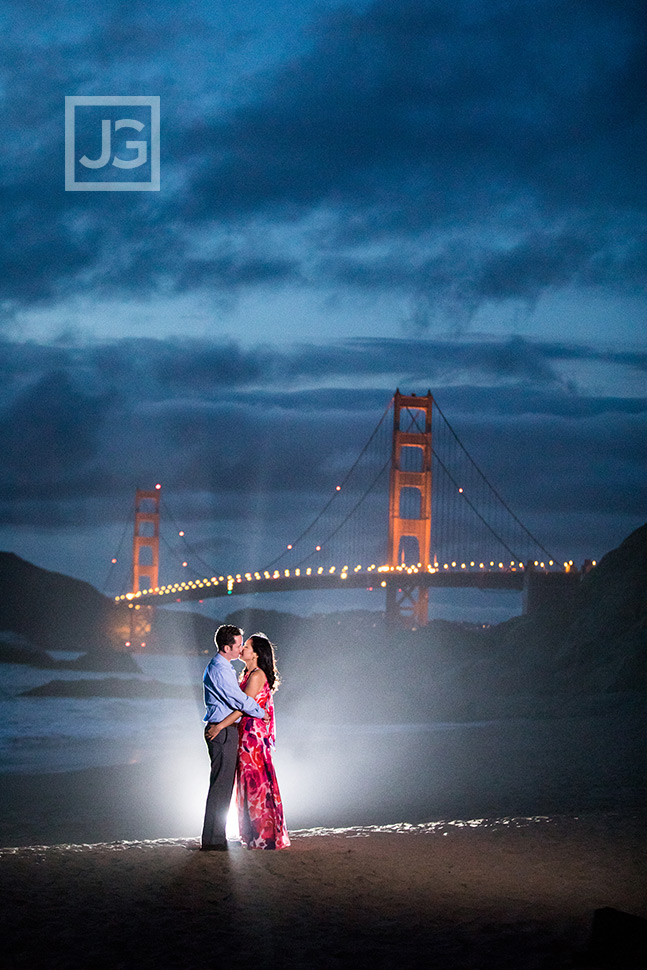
[1,333,644,407]
[0,369,109,482]
[0,336,644,529]
[185,0,645,215]
[0,0,644,320]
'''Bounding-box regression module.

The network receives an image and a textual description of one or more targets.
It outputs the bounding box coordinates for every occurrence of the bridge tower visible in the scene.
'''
[129,487,160,650]
[386,390,433,627]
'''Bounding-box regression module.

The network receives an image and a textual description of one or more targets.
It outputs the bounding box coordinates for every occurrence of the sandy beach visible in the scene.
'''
[2,808,645,970]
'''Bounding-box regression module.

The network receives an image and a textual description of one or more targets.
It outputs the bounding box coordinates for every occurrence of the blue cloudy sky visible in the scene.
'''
[0,0,645,610]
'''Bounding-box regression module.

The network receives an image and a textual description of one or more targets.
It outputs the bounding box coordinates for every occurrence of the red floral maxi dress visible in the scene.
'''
[236,672,290,850]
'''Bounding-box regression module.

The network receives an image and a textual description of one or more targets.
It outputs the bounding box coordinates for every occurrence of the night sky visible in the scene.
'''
[1,0,645,612]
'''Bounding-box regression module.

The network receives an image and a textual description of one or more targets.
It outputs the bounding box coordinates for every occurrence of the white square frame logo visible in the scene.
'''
[65,96,160,191]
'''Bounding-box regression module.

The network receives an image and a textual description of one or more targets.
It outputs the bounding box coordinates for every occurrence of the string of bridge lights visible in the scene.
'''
[114,556,591,605]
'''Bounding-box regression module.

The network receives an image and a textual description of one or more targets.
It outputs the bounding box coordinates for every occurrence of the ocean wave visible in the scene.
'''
[0,815,567,855]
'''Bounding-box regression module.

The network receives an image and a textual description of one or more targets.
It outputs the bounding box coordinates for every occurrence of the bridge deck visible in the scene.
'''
[121,568,525,606]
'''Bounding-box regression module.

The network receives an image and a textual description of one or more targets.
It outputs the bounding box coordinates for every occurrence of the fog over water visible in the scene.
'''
[1,641,641,840]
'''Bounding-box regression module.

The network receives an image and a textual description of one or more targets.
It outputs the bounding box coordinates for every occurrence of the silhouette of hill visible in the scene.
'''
[0,552,215,668]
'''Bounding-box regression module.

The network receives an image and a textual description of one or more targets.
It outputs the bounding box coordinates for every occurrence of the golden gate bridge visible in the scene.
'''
[108,390,581,641]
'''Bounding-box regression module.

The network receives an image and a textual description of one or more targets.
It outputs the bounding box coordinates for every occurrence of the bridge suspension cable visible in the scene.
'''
[431,398,556,561]
[263,397,393,570]
[395,398,556,566]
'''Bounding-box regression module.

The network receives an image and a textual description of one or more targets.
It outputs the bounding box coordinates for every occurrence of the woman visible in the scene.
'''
[209,633,290,850]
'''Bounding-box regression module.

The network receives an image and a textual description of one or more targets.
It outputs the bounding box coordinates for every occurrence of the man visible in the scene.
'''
[201,623,267,851]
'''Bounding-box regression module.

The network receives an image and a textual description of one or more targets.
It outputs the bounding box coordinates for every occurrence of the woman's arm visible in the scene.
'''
[204,709,242,741]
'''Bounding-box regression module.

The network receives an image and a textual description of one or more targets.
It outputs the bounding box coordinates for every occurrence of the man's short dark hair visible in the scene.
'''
[214,624,243,651]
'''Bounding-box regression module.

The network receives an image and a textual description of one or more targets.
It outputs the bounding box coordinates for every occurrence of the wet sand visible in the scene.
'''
[2,811,645,969]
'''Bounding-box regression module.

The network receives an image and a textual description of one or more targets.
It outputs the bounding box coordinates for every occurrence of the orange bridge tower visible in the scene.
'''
[386,390,433,627]
[129,487,161,650]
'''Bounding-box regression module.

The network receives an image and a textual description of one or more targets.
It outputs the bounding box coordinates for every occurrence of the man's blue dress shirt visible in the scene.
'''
[203,652,265,723]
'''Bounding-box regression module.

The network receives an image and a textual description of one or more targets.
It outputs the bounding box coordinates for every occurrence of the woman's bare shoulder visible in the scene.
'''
[246,668,267,690]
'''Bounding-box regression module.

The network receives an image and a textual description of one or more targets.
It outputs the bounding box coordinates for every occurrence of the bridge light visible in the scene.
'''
[458,487,463,493]
[315,545,321,552]
[264,571,270,579]
[125,641,131,648]
[461,563,466,569]
[182,561,188,567]
[549,560,553,566]
[155,483,161,490]
[329,566,335,573]
[179,531,184,536]
[295,568,300,576]
[470,562,475,567]
[335,485,341,491]
[479,563,484,569]
[443,563,448,569]
[317,567,324,574]
[499,562,503,568]
[254,572,261,580]
[287,544,292,550]
[285,570,290,577]
[380,580,387,587]
[111,558,117,564]
[451,562,456,568]
[540,562,545,569]
[306,567,312,575]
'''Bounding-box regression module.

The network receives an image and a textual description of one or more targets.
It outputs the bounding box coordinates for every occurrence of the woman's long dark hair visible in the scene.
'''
[249,633,281,692]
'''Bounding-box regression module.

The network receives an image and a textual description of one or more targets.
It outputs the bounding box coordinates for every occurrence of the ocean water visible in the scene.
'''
[0,654,206,774]
[0,653,642,826]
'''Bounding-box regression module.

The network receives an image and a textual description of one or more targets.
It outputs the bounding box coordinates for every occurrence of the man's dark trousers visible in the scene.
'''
[202,726,238,848]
